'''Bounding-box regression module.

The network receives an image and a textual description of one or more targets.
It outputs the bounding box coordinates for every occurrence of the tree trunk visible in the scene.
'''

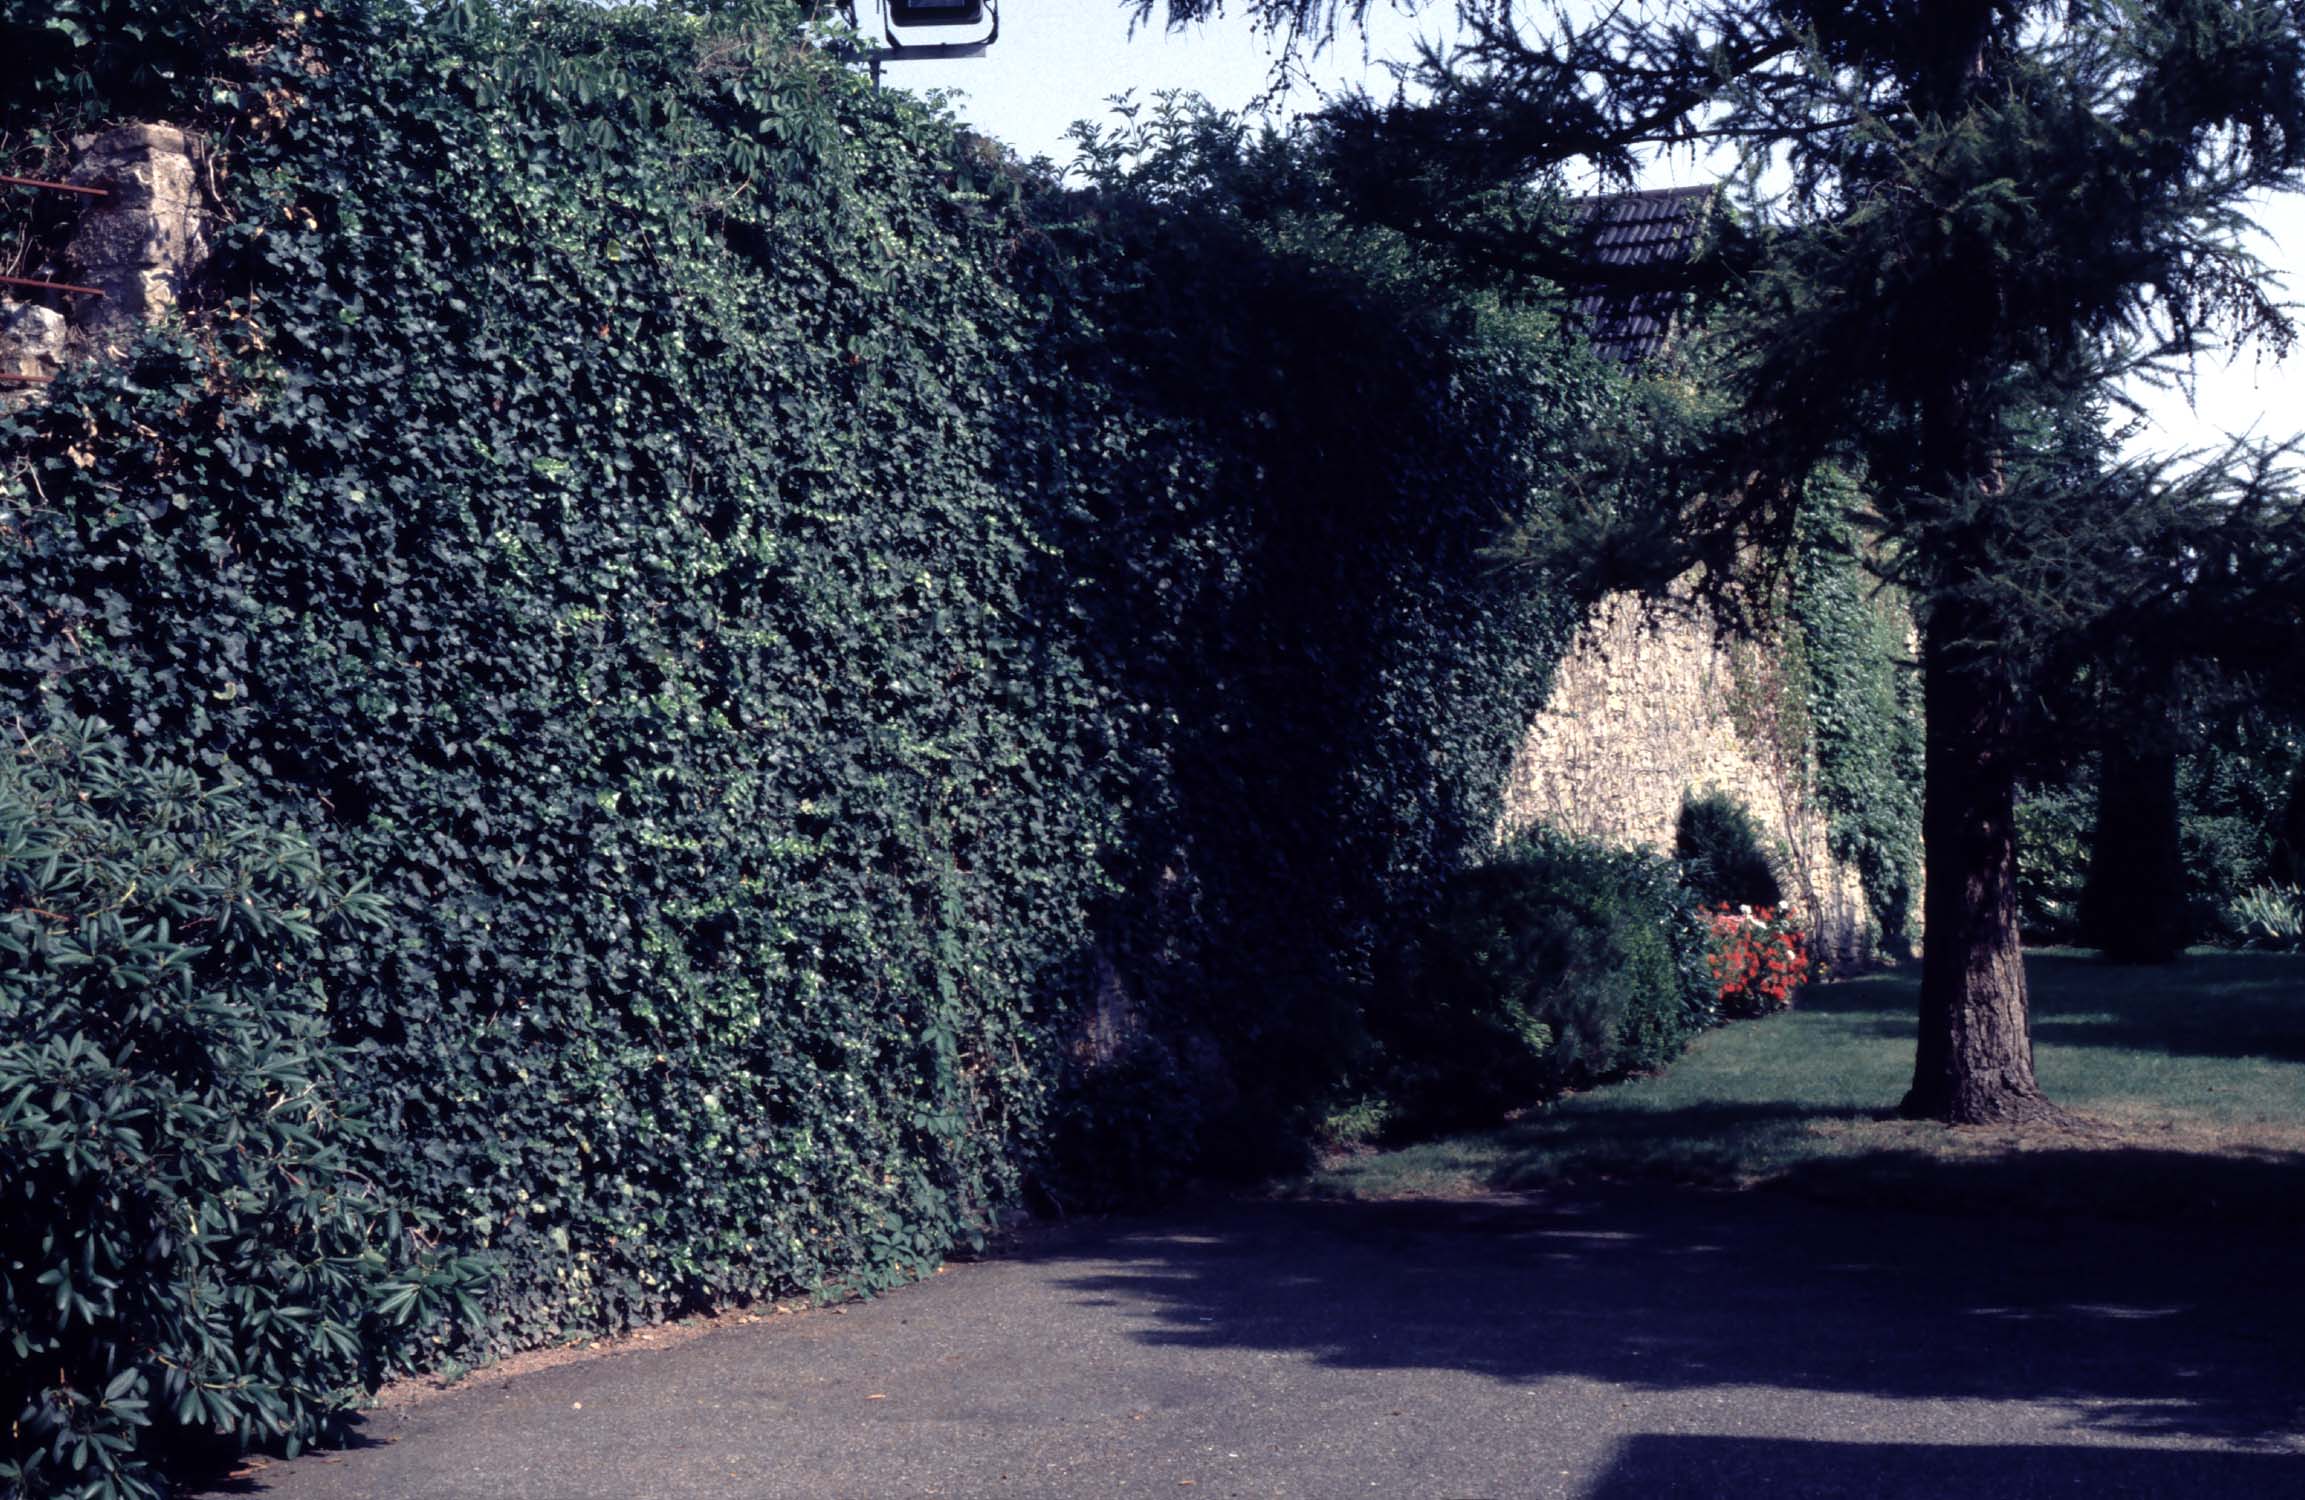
[1901,606,2063,1123]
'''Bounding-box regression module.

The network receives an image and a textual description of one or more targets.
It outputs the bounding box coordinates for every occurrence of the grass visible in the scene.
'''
[1297,949,2305,1228]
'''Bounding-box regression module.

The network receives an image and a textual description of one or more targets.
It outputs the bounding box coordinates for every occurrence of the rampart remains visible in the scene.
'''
[1501,591,1885,969]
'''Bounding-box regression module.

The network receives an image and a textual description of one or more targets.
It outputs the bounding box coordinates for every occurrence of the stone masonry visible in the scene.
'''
[0,302,66,413]
[0,122,208,401]
[1500,591,1880,969]
[64,123,210,354]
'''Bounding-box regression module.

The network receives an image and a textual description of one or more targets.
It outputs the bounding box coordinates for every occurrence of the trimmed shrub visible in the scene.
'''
[1675,792,1783,911]
[1388,831,1714,1130]
[0,720,479,1500]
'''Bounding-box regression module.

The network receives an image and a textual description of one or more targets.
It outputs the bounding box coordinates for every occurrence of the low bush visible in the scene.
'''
[0,721,481,1500]
[1674,793,1784,911]
[1387,831,1715,1130]
[2228,883,2304,951]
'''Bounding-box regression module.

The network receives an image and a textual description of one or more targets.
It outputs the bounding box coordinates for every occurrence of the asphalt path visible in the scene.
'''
[214,1187,2305,1498]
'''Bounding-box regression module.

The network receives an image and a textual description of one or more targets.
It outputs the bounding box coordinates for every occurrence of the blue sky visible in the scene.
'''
[882,0,2303,462]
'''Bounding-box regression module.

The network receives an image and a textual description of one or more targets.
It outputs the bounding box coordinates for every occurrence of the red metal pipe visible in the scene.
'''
[0,273,104,297]
[0,173,106,198]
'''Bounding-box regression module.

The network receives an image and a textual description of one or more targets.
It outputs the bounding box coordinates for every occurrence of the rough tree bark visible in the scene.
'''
[1901,601,2064,1123]
[1894,0,2066,1118]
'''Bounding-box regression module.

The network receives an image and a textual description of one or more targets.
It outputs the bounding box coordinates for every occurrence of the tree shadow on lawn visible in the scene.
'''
[1028,1179,2305,1451]
[1765,1140,2305,1234]
[1801,951,2305,1064]
[2019,951,2305,1064]
[1472,1100,1883,1190]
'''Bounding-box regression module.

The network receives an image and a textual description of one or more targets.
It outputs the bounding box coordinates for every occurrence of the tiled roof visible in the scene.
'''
[1568,184,1716,369]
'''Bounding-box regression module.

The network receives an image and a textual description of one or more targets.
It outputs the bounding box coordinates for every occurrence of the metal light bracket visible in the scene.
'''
[867,0,996,65]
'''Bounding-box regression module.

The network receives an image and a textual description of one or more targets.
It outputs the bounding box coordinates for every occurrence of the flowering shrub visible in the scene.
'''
[1705,905,1813,1016]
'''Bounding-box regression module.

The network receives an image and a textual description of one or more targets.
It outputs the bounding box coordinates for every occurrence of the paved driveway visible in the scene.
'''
[216,1188,2305,1498]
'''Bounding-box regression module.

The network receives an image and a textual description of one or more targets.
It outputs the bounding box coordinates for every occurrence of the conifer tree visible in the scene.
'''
[1153,0,2305,1120]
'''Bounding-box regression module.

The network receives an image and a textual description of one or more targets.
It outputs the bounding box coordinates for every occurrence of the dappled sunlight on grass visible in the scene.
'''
[1300,950,2305,1224]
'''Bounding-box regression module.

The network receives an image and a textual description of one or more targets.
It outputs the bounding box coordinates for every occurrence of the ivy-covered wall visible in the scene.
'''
[1499,588,1885,964]
[0,0,1619,1386]
[1499,490,1923,970]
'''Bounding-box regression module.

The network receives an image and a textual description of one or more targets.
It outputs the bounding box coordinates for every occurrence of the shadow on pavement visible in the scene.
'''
[1586,1432,2305,1498]
[1029,1189,2305,1448]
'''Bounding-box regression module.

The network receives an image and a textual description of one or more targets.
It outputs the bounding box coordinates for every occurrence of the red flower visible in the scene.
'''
[1703,905,1810,1016]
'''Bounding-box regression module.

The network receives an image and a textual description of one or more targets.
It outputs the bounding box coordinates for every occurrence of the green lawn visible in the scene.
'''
[1298,950,2305,1228]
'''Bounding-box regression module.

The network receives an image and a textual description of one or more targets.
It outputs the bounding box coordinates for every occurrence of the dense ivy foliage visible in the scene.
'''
[0,721,479,1500]
[1784,477,1923,954]
[8,1,1112,1373]
[1029,93,1610,1169]
[0,6,1620,1474]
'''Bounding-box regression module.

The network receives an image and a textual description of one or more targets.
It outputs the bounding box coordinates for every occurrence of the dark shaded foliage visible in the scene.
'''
[0,11,1617,1488]
[0,721,479,1500]
[2277,762,2305,888]
[1044,93,1618,1165]
[1674,791,1781,911]
[2016,774,2097,943]
[2181,706,2305,932]
[2081,742,2191,964]
[2015,697,2302,947]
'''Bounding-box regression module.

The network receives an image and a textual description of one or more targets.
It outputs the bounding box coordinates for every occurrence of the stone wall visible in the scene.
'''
[0,303,66,413]
[1499,590,1881,969]
[63,124,210,354]
[0,123,208,406]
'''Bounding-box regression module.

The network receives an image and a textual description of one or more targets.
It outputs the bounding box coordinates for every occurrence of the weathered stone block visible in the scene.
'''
[0,302,66,411]
[65,123,209,352]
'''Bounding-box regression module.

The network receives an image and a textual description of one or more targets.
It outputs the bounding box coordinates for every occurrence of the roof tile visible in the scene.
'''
[1568,185,1715,369]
